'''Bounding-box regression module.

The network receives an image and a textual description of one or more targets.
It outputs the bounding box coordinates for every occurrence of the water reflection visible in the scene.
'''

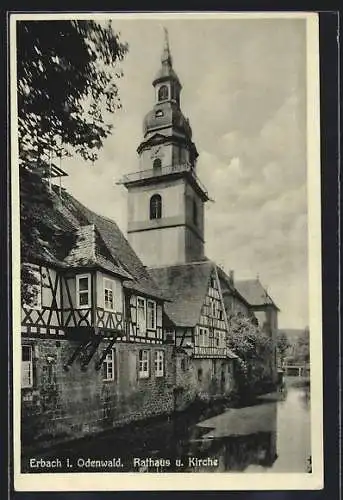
[21,383,311,473]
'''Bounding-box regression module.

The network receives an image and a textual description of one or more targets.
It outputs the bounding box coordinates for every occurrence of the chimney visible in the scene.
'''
[229,269,234,285]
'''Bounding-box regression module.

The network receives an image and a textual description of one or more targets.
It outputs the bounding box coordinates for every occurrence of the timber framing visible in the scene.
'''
[21,264,166,346]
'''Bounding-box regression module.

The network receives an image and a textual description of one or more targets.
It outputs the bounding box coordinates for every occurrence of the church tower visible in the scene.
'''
[119,29,209,268]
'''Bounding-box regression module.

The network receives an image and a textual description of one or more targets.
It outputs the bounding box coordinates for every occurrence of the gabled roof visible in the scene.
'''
[150,260,238,359]
[149,260,214,327]
[26,185,166,300]
[64,224,133,280]
[216,266,251,308]
[58,189,167,300]
[235,279,280,311]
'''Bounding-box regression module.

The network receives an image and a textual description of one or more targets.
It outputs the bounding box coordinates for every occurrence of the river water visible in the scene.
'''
[22,379,311,473]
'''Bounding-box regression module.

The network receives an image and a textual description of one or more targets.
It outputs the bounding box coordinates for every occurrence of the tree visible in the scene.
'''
[227,313,274,398]
[295,327,310,363]
[277,330,290,366]
[17,20,128,302]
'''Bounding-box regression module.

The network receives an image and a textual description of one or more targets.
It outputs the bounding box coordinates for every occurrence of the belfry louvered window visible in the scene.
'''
[158,85,168,101]
[150,194,162,220]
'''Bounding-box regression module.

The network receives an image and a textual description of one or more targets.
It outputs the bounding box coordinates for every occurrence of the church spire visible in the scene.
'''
[152,28,180,90]
[161,27,172,66]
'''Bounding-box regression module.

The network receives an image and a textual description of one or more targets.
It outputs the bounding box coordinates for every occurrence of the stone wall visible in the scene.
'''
[173,351,236,411]
[21,338,238,453]
[21,338,175,452]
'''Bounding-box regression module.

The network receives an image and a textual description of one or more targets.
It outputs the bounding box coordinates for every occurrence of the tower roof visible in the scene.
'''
[143,102,192,139]
[143,28,192,143]
[152,28,181,86]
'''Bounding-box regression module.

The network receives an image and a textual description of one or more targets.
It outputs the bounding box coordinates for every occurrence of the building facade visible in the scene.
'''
[20,188,176,452]
[150,261,238,410]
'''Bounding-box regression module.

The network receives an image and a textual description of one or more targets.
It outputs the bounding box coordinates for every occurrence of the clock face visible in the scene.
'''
[151,146,163,159]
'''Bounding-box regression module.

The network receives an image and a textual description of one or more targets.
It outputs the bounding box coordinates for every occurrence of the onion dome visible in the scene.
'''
[143,102,192,138]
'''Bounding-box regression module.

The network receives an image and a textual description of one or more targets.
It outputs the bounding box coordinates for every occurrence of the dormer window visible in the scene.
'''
[158,85,168,101]
[150,194,162,219]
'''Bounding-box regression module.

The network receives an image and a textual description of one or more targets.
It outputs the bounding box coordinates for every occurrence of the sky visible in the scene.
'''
[61,16,310,329]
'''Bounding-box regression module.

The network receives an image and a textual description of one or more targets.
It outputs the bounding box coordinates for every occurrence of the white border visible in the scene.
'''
[11,11,323,492]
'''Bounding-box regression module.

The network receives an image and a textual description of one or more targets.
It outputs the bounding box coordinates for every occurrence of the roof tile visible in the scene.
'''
[149,261,214,327]
[235,279,279,310]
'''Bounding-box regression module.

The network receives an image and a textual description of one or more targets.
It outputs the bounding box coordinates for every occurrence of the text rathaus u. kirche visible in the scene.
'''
[20,31,279,452]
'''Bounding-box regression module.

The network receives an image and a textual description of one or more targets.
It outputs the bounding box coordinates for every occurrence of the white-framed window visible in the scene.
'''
[103,348,116,381]
[23,264,42,310]
[154,350,164,377]
[22,345,33,388]
[76,274,91,308]
[103,278,115,311]
[147,300,156,330]
[198,327,209,347]
[137,297,146,335]
[138,349,150,379]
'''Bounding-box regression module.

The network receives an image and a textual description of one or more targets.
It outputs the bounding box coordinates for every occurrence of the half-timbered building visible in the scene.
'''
[149,261,238,409]
[21,185,176,451]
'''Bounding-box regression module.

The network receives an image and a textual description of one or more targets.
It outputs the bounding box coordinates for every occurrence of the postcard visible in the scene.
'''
[11,11,323,491]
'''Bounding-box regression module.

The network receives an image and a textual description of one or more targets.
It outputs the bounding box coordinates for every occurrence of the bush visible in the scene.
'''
[227,313,274,399]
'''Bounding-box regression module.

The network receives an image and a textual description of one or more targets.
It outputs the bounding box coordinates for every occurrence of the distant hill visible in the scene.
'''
[278,328,307,345]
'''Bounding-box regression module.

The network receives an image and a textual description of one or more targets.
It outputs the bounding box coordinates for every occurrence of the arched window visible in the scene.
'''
[153,158,162,172]
[150,194,162,220]
[158,85,168,101]
[193,199,198,226]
